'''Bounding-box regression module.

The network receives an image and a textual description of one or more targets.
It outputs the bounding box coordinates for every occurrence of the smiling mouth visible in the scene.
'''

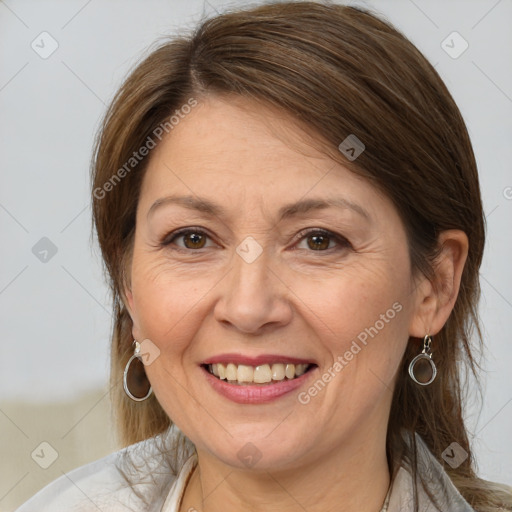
[202,362,316,385]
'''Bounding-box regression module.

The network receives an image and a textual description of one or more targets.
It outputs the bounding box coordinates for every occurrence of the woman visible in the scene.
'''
[16,1,512,511]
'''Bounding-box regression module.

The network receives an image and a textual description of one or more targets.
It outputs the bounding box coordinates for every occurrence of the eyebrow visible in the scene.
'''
[147,194,371,222]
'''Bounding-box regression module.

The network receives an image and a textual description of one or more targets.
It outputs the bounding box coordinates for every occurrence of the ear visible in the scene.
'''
[122,283,142,341]
[120,247,143,341]
[409,230,469,337]
[123,286,134,315]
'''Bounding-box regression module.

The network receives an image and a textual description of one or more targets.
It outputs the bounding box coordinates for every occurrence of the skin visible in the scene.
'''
[124,94,468,512]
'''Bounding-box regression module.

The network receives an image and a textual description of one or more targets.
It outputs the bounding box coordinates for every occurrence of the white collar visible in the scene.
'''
[161,451,197,512]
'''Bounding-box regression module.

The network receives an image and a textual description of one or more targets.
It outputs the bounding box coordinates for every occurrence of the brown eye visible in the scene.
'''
[181,232,207,249]
[307,233,331,251]
[161,228,212,250]
[295,229,350,252]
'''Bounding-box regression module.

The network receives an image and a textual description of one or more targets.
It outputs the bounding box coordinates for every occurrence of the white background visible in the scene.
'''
[1,0,511,486]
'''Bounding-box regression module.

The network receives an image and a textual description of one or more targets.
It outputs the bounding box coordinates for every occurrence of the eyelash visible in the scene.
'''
[160,227,352,253]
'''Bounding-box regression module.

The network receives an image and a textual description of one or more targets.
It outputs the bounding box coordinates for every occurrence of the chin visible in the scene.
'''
[199,429,312,471]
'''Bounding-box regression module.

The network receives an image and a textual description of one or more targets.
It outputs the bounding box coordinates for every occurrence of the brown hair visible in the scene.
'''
[90,1,512,510]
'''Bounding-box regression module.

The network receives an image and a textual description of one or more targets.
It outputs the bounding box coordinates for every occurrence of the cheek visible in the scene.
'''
[129,251,218,359]
[294,259,409,340]
[289,256,412,404]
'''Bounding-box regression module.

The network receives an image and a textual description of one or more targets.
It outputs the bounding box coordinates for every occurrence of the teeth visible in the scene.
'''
[285,363,295,379]
[271,363,285,381]
[208,362,311,384]
[295,364,308,376]
[237,364,254,383]
[254,364,272,383]
[225,363,237,381]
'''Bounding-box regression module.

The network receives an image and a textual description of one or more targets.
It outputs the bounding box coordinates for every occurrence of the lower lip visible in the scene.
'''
[201,365,317,404]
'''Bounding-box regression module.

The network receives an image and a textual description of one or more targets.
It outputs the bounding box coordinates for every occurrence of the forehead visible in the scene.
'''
[138,95,389,224]
[154,95,329,172]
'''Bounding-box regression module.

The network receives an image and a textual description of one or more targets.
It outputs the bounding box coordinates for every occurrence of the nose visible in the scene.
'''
[214,244,293,335]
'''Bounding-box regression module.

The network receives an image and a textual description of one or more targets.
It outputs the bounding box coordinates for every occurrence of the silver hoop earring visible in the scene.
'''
[408,335,437,386]
[123,340,153,402]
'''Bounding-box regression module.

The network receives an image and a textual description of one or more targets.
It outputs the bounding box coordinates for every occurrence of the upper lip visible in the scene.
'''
[202,353,317,366]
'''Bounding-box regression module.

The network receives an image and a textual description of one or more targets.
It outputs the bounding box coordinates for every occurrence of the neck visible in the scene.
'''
[179,433,390,512]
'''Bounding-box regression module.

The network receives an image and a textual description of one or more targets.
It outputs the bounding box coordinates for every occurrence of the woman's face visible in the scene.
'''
[126,95,425,471]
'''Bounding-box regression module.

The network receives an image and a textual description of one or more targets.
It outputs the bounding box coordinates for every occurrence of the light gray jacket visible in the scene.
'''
[16,427,475,511]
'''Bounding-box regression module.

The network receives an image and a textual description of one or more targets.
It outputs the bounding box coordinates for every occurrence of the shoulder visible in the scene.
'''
[15,428,184,512]
[388,432,476,512]
[15,451,133,512]
[413,434,512,512]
